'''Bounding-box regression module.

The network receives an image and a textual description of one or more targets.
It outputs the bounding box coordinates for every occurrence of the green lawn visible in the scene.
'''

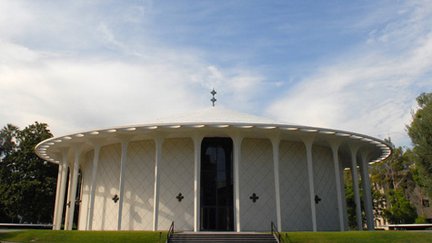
[0,230,431,243]
[282,231,432,243]
[0,230,167,243]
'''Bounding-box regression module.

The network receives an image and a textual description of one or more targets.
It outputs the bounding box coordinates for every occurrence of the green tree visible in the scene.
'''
[407,92,432,196]
[0,124,20,222]
[0,124,19,157]
[369,139,418,224]
[344,172,362,229]
[0,122,56,223]
[384,189,417,224]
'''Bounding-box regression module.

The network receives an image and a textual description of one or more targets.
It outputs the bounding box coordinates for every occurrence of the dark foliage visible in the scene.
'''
[0,122,56,223]
[407,92,432,197]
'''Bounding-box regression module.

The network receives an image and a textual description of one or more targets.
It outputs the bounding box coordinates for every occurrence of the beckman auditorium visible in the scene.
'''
[35,103,391,232]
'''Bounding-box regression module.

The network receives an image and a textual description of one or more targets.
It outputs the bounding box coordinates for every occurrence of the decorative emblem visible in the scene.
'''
[315,195,322,204]
[75,198,82,205]
[249,193,259,203]
[112,194,119,203]
[210,89,217,107]
[176,193,184,202]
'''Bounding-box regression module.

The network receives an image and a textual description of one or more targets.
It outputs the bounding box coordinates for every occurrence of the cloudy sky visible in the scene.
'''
[1,0,431,147]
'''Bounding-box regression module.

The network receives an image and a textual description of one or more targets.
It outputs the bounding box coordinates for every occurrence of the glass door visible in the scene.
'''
[200,137,234,231]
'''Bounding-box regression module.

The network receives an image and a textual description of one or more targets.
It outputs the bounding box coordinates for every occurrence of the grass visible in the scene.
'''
[0,230,431,243]
[0,230,167,243]
[281,231,432,243]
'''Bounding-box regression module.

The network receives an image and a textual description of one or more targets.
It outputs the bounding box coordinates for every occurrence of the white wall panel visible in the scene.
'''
[92,144,120,230]
[121,140,155,230]
[313,145,339,231]
[158,138,194,231]
[77,153,92,230]
[240,138,276,231]
[279,141,312,231]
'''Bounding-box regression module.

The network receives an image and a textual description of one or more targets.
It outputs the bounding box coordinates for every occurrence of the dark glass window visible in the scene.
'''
[200,137,234,231]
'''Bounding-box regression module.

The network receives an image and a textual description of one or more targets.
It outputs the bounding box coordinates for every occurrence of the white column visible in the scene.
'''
[67,144,82,230]
[53,149,69,230]
[360,152,374,231]
[55,161,68,230]
[53,155,64,230]
[330,141,344,231]
[87,144,101,230]
[117,140,129,230]
[193,135,203,232]
[152,137,164,231]
[350,145,362,230]
[64,163,73,230]
[56,149,69,230]
[270,136,282,232]
[233,135,243,232]
[303,136,317,232]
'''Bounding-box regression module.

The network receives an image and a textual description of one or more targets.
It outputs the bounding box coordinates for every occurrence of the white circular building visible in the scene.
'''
[35,106,391,232]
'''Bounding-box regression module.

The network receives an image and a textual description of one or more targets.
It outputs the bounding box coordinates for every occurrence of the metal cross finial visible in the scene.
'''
[210,89,217,107]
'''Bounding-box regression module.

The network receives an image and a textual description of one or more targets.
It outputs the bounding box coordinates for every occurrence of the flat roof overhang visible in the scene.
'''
[35,121,392,167]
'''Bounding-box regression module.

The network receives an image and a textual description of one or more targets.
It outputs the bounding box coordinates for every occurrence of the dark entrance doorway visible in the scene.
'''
[200,137,234,231]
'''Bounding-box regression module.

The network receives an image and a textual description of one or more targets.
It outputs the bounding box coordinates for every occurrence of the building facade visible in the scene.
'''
[35,107,391,232]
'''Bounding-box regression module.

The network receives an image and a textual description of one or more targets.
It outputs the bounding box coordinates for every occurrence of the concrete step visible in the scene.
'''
[168,233,277,243]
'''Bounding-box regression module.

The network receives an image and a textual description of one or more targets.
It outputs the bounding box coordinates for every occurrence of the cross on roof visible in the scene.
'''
[210,89,217,107]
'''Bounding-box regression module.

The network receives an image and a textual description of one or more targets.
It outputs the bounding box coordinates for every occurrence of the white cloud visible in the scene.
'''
[189,65,265,112]
[0,1,34,39]
[0,1,269,136]
[0,50,200,135]
[266,1,432,147]
[1,0,431,150]
[0,41,39,63]
[0,39,263,138]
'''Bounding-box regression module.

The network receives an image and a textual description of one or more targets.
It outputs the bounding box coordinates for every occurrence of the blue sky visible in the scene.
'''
[1,0,431,147]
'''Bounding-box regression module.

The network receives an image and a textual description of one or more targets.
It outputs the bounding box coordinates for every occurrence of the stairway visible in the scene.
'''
[168,232,278,243]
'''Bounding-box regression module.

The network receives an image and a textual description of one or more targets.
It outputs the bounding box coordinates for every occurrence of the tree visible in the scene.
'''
[0,124,20,222]
[369,139,418,224]
[407,92,432,196]
[0,122,56,223]
[384,189,417,224]
[343,171,365,229]
[0,124,19,157]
